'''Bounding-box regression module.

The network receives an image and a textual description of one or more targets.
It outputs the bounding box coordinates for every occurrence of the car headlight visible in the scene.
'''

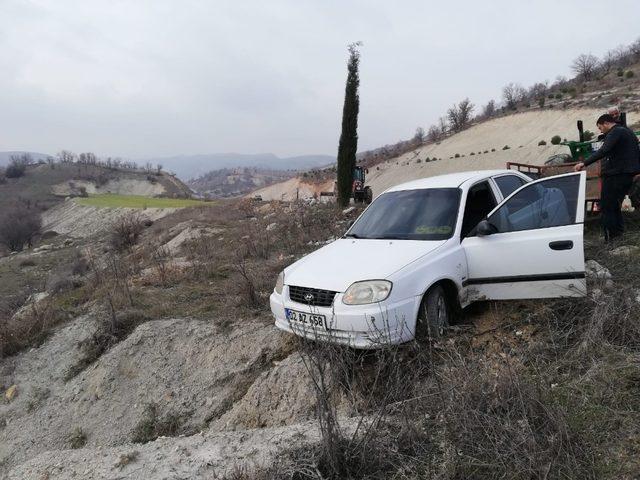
[274,272,284,295]
[343,280,392,305]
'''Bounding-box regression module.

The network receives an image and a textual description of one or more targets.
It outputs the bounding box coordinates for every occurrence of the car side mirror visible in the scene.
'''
[476,219,498,236]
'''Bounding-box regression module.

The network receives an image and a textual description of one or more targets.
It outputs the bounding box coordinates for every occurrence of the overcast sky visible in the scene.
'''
[1,0,639,159]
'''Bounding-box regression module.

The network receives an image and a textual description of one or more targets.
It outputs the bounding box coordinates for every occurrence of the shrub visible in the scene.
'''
[502,145,510,150]
[483,150,488,153]
[19,258,37,268]
[0,168,5,184]
[538,97,545,108]
[470,152,475,156]
[0,202,41,251]
[132,403,186,443]
[110,214,144,252]
[548,93,554,99]
[416,158,422,163]
[617,69,624,77]
[538,140,547,146]
[626,70,634,79]
[454,153,460,158]
[551,135,562,145]
[555,93,563,99]
[491,148,496,152]
[68,427,87,449]
[5,158,28,178]
[583,130,595,141]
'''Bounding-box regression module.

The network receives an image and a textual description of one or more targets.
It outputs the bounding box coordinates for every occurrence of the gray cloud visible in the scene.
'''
[1,0,639,159]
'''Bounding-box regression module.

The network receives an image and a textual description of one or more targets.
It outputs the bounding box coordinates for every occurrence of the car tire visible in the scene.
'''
[364,186,373,204]
[415,285,450,341]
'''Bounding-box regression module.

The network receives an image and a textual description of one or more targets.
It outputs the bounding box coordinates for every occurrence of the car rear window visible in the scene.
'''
[494,175,526,198]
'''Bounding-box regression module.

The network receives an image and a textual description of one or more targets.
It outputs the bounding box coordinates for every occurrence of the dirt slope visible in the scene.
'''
[0,315,311,476]
[256,108,639,201]
[250,177,334,201]
[41,200,176,238]
[367,108,637,196]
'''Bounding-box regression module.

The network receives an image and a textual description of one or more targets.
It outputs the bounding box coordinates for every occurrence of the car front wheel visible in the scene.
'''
[415,285,450,341]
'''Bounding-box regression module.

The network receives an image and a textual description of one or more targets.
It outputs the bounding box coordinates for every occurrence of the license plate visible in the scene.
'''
[284,308,327,330]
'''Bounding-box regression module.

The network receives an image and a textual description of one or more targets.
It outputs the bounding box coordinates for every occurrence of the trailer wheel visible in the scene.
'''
[629,176,640,210]
[364,186,373,204]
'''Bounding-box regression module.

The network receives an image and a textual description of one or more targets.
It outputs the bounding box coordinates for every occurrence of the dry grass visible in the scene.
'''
[131,402,190,444]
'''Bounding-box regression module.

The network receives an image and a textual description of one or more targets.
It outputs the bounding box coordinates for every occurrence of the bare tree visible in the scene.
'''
[57,150,76,163]
[438,116,448,136]
[502,82,525,110]
[571,53,599,81]
[600,50,617,75]
[482,99,496,118]
[528,81,548,101]
[413,127,425,145]
[447,98,474,133]
[613,45,632,68]
[0,201,41,251]
[629,38,640,60]
[427,125,441,142]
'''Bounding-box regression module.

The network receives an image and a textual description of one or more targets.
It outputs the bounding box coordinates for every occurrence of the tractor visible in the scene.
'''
[352,165,373,204]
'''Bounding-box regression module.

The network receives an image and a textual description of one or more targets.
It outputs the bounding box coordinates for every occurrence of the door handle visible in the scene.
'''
[549,240,573,250]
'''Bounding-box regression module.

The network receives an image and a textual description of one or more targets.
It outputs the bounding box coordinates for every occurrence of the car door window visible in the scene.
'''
[488,175,580,233]
[494,175,526,198]
[461,181,497,238]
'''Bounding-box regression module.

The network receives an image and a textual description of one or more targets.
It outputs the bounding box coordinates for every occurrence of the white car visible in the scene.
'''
[270,169,587,348]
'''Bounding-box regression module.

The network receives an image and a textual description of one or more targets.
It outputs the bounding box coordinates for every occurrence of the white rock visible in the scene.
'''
[610,245,640,257]
[342,207,356,215]
[266,223,277,232]
[585,260,612,279]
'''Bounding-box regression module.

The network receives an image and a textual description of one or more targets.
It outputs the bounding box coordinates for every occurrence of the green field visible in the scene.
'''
[76,194,212,208]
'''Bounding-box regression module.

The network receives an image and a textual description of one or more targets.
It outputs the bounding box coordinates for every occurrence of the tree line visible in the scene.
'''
[373,36,640,159]
[0,151,165,180]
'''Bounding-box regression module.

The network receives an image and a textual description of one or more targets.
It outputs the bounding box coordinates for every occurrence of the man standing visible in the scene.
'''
[574,114,640,241]
[608,106,625,126]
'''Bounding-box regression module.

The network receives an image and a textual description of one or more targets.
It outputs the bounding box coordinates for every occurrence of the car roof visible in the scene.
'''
[384,169,524,193]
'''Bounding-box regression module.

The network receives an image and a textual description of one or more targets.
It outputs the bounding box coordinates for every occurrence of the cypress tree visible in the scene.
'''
[336,42,361,207]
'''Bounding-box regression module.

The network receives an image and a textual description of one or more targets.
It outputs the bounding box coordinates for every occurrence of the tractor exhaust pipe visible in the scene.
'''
[577,120,584,142]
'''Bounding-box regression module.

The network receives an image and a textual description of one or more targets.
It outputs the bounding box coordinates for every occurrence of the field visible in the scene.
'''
[76,194,212,208]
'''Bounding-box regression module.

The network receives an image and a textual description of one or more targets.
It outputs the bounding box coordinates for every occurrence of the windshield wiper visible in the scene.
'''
[370,234,408,240]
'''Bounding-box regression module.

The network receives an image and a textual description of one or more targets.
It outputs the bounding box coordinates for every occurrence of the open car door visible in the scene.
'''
[462,171,586,301]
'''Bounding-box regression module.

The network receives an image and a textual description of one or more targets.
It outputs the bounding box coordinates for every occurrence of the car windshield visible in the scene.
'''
[345,188,461,240]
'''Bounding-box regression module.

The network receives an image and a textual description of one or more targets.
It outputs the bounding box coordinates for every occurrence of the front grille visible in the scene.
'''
[289,285,337,307]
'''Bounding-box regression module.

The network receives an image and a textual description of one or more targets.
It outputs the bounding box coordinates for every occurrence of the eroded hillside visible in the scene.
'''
[1,193,639,479]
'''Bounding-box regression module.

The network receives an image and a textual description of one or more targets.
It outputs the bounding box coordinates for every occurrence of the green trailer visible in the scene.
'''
[508,114,640,211]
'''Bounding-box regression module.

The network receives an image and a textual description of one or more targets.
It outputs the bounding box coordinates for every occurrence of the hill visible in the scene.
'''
[254,107,639,201]
[142,153,335,180]
[0,162,192,212]
[187,167,296,198]
[0,151,51,166]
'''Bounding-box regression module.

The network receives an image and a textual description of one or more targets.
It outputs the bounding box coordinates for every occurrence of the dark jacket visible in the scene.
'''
[585,125,640,176]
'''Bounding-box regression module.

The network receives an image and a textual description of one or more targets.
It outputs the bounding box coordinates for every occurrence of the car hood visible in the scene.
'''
[284,238,446,293]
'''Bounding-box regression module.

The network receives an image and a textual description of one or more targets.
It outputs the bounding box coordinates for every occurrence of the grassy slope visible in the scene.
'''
[76,194,212,208]
[0,163,193,212]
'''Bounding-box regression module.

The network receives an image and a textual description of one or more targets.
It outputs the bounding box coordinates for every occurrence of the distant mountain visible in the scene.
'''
[140,153,335,180]
[188,167,296,198]
[0,151,52,166]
